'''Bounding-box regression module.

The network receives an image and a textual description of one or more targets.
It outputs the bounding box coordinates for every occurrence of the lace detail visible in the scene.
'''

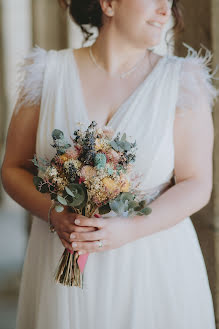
[14,45,48,115]
[176,42,219,117]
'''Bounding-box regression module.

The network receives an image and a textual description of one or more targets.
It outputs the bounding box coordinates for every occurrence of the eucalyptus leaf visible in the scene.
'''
[139,200,146,209]
[68,183,86,207]
[109,198,129,215]
[138,207,152,216]
[57,195,67,205]
[38,156,50,166]
[51,193,57,200]
[128,200,139,210]
[121,133,126,142]
[110,140,119,151]
[52,129,64,140]
[123,142,131,151]
[74,197,87,210]
[65,186,75,197]
[33,176,48,193]
[33,176,43,187]
[57,148,67,155]
[55,204,64,212]
[120,192,135,202]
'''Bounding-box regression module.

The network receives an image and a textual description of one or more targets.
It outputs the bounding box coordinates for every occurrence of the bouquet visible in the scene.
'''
[31,121,152,288]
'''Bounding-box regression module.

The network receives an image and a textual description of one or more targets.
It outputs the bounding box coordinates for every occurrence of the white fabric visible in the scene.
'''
[15,44,217,329]
[175,42,219,117]
[14,45,48,114]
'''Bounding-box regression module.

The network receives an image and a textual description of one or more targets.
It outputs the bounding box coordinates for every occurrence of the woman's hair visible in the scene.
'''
[58,0,184,46]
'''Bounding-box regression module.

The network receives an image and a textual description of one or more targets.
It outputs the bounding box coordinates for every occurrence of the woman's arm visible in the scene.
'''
[1,104,52,222]
[133,105,214,239]
[1,103,97,251]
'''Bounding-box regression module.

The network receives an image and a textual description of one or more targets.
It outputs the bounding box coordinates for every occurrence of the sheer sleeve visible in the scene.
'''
[176,42,219,117]
[14,45,48,115]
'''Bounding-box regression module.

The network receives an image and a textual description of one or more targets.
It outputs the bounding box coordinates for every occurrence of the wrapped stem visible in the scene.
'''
[54,203,98,288]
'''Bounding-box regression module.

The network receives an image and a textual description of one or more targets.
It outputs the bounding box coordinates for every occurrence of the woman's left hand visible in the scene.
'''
[69,215,139,254]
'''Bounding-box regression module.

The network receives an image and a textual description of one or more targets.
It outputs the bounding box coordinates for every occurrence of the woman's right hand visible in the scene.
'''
[50,206,97,252]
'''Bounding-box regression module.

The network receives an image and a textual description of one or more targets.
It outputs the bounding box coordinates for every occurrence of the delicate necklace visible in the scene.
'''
[89,45,149,79]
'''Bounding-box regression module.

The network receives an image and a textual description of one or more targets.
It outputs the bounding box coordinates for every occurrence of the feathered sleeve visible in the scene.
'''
[14,45,48,114]
[176,42,219,117]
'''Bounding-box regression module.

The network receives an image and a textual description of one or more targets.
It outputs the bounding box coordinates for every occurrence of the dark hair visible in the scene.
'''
[58,0,184,46]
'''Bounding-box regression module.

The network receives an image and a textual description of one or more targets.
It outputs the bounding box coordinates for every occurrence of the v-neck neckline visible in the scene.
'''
[70,48,167,127]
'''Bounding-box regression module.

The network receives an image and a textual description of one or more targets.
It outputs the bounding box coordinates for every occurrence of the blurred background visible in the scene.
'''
[0,0,219,328]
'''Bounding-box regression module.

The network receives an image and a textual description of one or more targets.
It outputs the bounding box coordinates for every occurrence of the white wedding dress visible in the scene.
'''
[14,43,219,329]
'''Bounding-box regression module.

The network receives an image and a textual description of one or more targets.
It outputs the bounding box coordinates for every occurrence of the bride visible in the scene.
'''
[1,0,218,328]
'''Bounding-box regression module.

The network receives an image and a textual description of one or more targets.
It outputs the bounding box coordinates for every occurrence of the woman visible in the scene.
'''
[1,0,218,328]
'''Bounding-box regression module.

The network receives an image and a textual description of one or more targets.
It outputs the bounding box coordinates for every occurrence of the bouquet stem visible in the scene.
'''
[54,249,83,288]
[54,205,97,288]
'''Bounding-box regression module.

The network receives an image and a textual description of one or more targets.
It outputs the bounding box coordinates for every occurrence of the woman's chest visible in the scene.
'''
[74,55,162,127]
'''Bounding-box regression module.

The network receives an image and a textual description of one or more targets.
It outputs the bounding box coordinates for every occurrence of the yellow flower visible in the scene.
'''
[81,165,97,179]
[120,180,130,192]
[59,154,69,163]
[102,177,119,194]
[95,138,104,151]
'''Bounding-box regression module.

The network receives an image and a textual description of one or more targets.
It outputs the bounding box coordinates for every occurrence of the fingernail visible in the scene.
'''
[72,242,77,247]
[70,234,76,239]
[75,219,80,224]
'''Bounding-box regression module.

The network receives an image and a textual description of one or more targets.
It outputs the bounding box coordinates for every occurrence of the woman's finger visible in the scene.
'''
[71,240,108,253]
[61,232,72,244]
[74,216,107,228]
[69,229,105,242]
[60,238,73,252]
[64,224,97,234]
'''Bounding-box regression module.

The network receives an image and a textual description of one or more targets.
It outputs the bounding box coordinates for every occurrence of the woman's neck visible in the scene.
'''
[90,28,152,77]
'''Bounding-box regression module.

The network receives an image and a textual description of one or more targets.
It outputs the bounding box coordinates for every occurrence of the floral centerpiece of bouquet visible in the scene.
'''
[32,121,152,288]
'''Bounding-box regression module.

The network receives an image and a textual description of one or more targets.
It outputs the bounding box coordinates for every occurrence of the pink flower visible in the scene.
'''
[107,149,121,164]
[66,148,80,160]
[81,165,97,180]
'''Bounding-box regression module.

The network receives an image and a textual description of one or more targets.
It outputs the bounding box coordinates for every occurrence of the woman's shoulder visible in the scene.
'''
[14,45,69,114]
[167,42,219,75]
[22,45,71,63]
[170,43,219,115]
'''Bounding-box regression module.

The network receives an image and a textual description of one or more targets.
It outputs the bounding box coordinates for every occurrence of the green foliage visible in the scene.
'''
[57,195,67,206]
[30,155,49,173]
[33,176,48,193]
[137,207,152,216]
[55,204,64,212]
[51,129,71,155]
[52,129,64,140]
[109,192,152,217]
[99,203,111,215]
[110,133,133,152]
[94,153,107,170]
[67,183,86,207]
[109,198,129,215]
[65,186,75,197]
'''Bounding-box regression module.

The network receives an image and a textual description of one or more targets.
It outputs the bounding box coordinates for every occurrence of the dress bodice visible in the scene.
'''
[14,44,219,197]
